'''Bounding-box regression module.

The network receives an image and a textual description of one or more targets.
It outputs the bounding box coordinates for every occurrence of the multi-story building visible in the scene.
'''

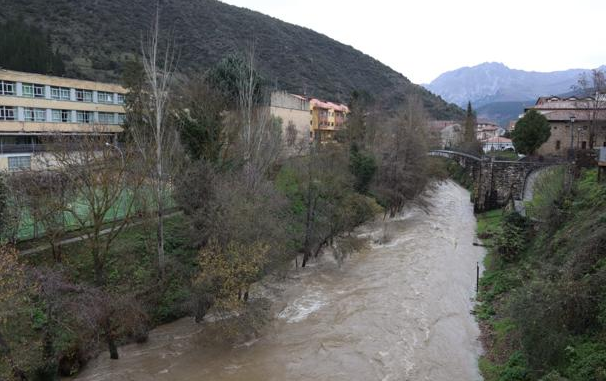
[0,69,126,171]
[525,96,606,157]
[310,98,349,142]
[269,91,349,144]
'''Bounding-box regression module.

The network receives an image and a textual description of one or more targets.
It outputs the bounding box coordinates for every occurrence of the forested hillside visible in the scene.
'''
[0,0,462,119]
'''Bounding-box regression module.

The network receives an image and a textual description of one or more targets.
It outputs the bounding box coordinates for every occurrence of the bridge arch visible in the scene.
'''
[429,150,563,212]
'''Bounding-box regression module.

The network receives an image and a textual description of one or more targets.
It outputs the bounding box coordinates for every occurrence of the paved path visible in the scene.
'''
[20,211,182,255]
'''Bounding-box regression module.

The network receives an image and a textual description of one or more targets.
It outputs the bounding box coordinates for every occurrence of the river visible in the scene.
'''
[73,180,485,381]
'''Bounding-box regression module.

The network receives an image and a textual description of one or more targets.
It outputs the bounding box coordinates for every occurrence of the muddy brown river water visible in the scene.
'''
[72,181,485,381]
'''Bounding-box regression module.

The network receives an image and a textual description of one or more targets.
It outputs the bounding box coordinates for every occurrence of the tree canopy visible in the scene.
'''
[512,110,551,155]
[0,18,65,75]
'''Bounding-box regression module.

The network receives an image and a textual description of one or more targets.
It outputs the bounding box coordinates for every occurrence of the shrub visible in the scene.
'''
[494,212,528,262]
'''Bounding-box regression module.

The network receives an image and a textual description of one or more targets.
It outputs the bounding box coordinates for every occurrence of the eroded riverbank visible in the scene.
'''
[72,180,485,381]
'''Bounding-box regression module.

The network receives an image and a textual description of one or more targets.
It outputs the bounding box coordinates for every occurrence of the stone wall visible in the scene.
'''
[538,122,606,157]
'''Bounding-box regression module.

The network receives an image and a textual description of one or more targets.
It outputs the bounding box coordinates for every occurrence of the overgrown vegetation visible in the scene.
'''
[0,8,441,378]
[476,168,606,381]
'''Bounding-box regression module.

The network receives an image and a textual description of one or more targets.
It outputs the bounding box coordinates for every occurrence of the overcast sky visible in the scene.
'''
[221,0,606,84]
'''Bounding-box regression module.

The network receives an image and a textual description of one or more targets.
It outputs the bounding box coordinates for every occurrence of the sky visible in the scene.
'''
[221,0,606,84]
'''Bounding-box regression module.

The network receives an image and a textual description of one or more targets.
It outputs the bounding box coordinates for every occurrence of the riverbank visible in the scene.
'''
[475,168,606,381]
[70,180,485,381]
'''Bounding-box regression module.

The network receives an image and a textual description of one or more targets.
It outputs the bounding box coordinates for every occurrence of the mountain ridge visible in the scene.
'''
[425,62,605,125]
[0,0,463,120]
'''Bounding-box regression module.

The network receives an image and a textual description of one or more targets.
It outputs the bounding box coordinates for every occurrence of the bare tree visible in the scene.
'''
[373,97,431,217]
[575,69,606,149]
[132,5,179,278]
[232,44,283,187]
[7,172,69,262]
[46,132,142,287]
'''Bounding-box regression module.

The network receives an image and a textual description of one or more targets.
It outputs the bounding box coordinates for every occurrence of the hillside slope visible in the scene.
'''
[0,0,462,119]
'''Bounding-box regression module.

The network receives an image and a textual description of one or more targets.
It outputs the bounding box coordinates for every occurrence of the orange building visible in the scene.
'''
[309,99,349,142]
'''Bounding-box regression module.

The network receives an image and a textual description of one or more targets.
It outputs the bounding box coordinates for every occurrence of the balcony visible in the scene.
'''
[0,142,120,155]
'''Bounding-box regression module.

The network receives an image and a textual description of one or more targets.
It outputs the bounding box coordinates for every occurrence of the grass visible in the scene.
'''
[486,150,519,161]
[26,214,197,324]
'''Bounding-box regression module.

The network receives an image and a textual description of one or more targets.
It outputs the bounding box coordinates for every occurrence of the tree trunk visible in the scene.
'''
[92,237,104,287]
[105,319,119,360]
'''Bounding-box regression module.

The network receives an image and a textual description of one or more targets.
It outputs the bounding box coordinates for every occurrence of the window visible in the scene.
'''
[555,140,561,150]
[98,112,115,124]
[77,111,93,123]
[22,83,33,97]
[97,91,114,104]
[33,84,45,98]
[52,109,71,122]
[0,80,15,95]
[24,108,46,122]
[76,89,93,102]
[116,94,125,104]
[51,86,70,100]
[581,141,587,149]
[116,113,125,125]
[0,106,15,120]
[8,156,31,171]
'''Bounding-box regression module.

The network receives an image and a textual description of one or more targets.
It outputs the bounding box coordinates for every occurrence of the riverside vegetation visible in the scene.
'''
[0,14,439,380]
[475,167,606,381]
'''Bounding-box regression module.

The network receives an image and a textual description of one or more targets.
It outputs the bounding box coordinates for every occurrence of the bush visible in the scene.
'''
[499,351,530,381]
[494,212,528,262]
[565,342,606,381]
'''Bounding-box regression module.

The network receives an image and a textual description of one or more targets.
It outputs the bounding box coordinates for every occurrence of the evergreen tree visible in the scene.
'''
[512,110,551,155]
[464,101,477,143]
[0,18,65,75]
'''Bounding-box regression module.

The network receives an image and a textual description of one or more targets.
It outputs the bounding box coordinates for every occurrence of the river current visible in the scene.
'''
[73,180,485,381]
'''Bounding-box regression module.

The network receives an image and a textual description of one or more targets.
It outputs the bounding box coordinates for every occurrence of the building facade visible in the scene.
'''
[476,120,500,141]
[482,136,514,152]
[0,69,126,171]
[428,120,462,149]
[270,91,311,147]
[525,96,606,157]
[309,99,349,142]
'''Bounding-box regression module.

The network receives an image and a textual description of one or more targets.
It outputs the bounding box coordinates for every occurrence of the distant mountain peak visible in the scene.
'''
[424,63,604,126]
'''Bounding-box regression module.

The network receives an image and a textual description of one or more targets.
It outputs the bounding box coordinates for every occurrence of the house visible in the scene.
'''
[476,119,500,141]
[428,120,462,148]
[310,98,349,142]
[524,96,606,157]
[0,69,126,171]
[482,136,514,153]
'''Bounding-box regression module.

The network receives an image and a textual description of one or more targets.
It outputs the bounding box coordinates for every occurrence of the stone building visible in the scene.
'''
[428,120,462,148]
[525,96,606,157]
[0,69,126,171]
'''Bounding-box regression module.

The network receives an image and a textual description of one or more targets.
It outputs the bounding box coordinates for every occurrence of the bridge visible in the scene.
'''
[429,150,562,212]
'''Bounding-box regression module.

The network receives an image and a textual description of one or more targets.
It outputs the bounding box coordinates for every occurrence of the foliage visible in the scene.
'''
[494,212,528,262]
[0,174,8,242]
[373,98,430,216]
[0,17,65,75]
[478,169,606,381]
[349,144,377,194]
[512,110,551,155]
[194,239,268,314]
